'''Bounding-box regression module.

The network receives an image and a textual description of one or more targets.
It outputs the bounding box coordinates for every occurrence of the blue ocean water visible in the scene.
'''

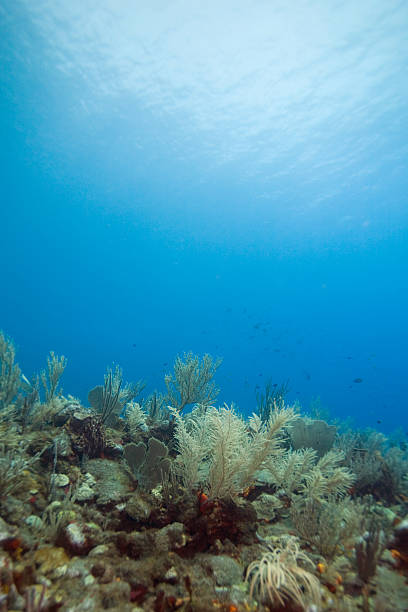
[1,1,407,432]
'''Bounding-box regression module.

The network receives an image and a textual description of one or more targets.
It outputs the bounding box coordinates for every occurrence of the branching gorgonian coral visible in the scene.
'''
[291,495,364,560]
[298,450,355,502]
[88,364,145,425]
[171,403,296,500]
[40,351,67,403]
[165,352,222,412]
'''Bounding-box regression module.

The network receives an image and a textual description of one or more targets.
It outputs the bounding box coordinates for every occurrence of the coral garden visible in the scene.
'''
[0,331,408,611]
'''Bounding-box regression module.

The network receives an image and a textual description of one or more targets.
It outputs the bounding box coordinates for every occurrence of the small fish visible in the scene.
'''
[21,373,31,386]
[353,378,363,383]
[377,420,382,424]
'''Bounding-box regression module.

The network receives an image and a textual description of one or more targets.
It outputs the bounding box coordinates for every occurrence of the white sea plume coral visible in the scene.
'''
[300,450,355,501]
[266,447,318,496]
[291,495,365,561]
[206,405,297,499]
[170,405,211,490]
[171,403,296,500]
[125,401,147,437]
[237,407,297,492]
[207,405,248,499]
[246,536,322,609]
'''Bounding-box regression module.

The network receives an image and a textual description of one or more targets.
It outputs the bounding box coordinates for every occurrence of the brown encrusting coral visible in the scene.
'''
[0,333,408,611]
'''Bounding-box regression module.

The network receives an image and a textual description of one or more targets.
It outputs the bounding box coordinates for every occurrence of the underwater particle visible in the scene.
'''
[353,378,363,383]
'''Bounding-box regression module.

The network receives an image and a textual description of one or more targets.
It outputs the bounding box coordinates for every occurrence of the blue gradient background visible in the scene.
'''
[1,1,407,430]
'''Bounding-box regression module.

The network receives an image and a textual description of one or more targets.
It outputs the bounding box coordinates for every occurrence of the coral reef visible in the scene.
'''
[0,334,407,611]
